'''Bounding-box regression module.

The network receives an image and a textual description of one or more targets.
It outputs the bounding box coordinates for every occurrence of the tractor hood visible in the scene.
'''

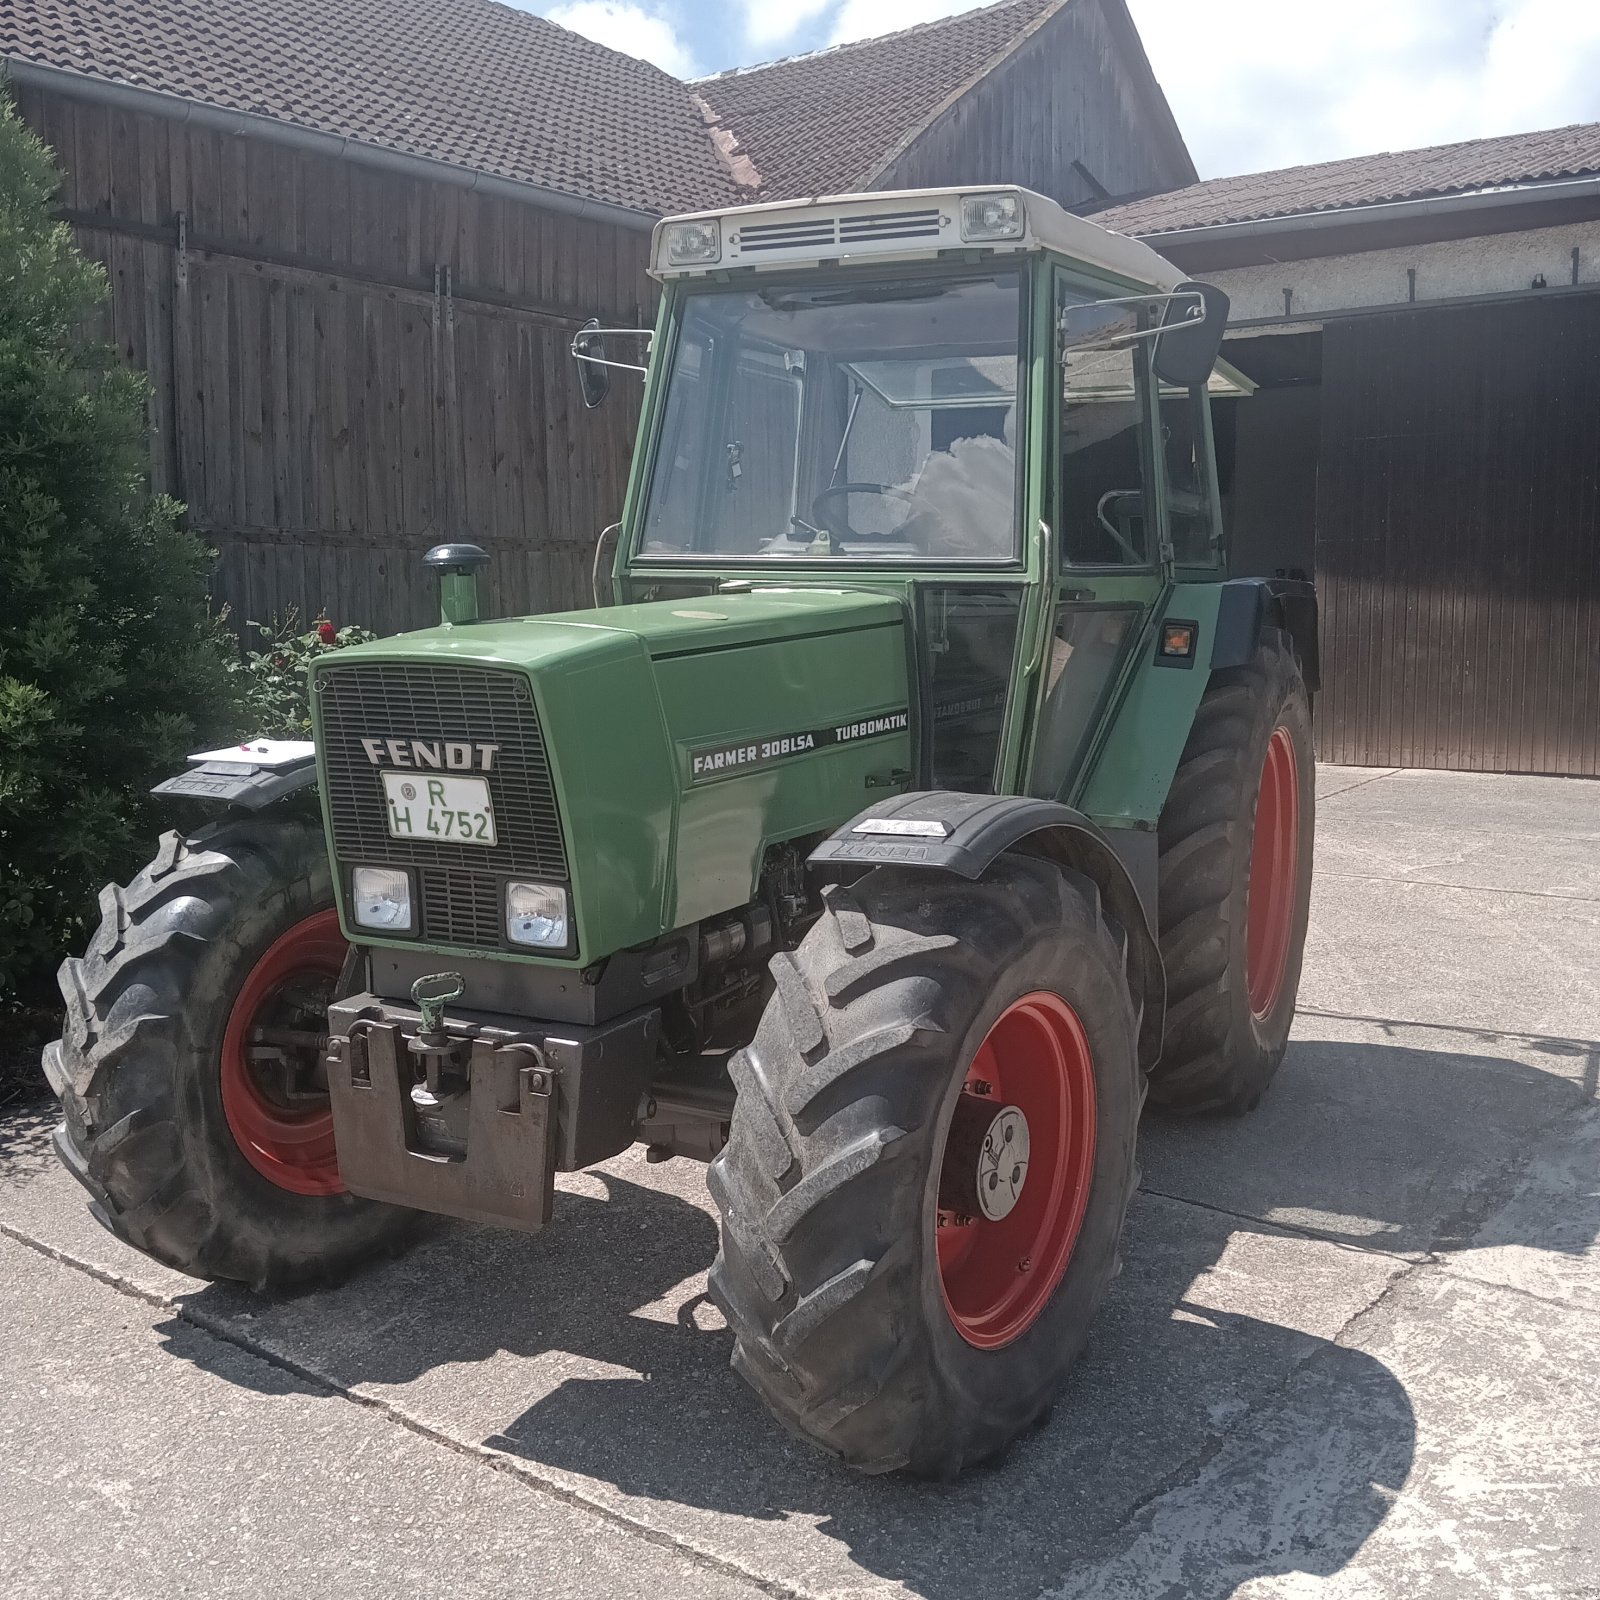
[375,587,902,665]
[309,588,912,963]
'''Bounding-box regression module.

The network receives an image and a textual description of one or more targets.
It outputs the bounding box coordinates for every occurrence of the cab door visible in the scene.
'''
[1024,270,1169,804]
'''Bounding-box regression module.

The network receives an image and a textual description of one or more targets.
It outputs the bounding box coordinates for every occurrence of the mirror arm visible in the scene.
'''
[569,326,654,376]
[1058,291,1206,355]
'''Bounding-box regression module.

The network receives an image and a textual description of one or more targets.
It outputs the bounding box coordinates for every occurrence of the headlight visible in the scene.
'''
[352,866,413,933]
[960,192,1026,242]
[506,882,569,949]
[662,218,721,266]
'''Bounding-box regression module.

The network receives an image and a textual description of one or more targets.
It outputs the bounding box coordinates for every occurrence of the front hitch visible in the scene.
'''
[321,990,659,1231]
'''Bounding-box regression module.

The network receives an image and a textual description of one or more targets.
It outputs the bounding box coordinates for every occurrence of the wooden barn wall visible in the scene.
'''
[15,83,655,637]
[1316,296,1600,776]
[875,0,1189,210]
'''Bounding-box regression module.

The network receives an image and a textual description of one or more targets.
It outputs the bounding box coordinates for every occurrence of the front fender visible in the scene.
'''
[809,791,1165,1072]
[150,739,318,812]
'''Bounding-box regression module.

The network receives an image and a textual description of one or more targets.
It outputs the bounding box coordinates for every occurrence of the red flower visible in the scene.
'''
[316,620,337,645]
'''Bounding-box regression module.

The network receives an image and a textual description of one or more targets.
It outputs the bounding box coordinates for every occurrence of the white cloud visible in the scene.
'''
[826,0,977,46]
[1123,0,1600,178]
[738,0,835,51]
[545,1,699,77]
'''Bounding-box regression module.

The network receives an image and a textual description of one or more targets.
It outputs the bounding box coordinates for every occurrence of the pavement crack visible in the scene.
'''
[1429,1263,1600,1319]
[1315,770,1400,803]
[1316,871,1600,904]
[1136,1186,1421,1263]
[0,1218,809,1600]
[1296,1007,1600,1053]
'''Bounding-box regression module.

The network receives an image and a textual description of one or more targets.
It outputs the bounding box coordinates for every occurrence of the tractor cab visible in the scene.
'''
[584,185,1252,813]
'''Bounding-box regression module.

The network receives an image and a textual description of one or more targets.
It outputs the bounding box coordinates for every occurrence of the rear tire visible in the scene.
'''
[1150,627,1315,1114]
[45,819,418,1289]
[707,854,1142,1476]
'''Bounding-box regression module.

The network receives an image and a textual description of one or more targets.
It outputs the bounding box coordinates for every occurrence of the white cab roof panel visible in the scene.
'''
[650,185,1184,291]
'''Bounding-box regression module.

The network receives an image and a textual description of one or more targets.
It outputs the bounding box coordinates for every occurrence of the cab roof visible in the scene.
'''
[650,185,1185,291]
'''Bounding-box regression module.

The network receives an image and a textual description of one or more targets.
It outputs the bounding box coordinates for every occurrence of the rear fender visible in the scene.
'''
[1213,577,1320,691]
[150,739,318,812]
[809,791,1165,1072]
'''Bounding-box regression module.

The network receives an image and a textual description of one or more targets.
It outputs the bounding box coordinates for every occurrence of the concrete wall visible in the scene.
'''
[1207,219,1600,327]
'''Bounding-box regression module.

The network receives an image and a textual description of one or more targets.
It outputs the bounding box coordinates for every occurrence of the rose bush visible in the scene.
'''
[229,612,377,738]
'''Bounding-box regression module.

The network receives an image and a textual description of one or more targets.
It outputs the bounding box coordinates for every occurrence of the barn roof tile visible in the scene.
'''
[0,0,743,215]
[694,0,1064,201]
[1097,122,1600,236]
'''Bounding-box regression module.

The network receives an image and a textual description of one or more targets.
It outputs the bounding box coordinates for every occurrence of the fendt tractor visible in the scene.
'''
[47,186,1317,1477]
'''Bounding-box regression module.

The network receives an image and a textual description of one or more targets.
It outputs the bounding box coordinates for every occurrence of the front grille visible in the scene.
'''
[317,662,569,951]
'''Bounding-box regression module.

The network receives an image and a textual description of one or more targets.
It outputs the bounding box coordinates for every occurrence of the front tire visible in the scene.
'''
[707,854,1142,1476]
[44,819,417,1288]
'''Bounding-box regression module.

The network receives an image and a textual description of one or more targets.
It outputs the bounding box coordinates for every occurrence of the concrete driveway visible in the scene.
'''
[3,766,1597,1599]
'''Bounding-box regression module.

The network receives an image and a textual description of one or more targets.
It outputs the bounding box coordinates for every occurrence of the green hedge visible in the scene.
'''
[0,87,239,1013]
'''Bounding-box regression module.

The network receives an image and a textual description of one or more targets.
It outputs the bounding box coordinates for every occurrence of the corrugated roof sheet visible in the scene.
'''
[1098,122,1600,236]
[0,0,743,215]
[695,0,1064,201]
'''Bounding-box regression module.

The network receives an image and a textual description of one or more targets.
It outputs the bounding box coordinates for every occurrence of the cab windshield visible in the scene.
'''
[636,272,1023,563]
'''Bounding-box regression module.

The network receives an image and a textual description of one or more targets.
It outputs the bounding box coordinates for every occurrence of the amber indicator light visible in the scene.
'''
[1160,622,1197,658]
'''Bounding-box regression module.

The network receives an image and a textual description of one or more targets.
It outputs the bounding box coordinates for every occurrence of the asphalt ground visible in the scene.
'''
[2,765,1597,1599]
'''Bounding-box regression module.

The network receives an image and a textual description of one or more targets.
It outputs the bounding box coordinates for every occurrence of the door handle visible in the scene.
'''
[1026,519,1055,677]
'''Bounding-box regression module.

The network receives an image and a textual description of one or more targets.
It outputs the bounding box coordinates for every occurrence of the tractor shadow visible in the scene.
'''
[160,1022,1599,1599]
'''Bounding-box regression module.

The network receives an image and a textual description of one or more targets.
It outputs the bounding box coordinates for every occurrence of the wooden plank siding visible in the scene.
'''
[1316,296,1600,776]
[876,0,1192,210]
[16,82,655,636]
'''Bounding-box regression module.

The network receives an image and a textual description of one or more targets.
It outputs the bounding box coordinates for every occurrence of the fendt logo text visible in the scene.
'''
[360,737,500,772]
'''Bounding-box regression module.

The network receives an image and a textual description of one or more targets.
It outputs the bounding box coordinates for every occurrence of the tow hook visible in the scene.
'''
[408,972,468,1110]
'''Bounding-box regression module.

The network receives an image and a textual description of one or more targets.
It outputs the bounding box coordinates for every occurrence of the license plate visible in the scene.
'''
[381,772,497,846]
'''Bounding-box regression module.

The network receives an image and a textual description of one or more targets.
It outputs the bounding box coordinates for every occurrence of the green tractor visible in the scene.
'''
[46,185,1316,1477]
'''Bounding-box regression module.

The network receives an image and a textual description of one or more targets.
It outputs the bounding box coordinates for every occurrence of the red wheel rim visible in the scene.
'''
[1246,726,1301,1020]
[935,992,1097,1349]
[220,909,347,1197]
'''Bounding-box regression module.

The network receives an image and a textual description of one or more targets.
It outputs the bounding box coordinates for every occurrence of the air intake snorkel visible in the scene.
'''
[423,543,491,626]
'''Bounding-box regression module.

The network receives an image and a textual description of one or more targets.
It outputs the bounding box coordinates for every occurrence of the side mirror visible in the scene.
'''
[1152,280,1231,390]
[573,318,610,410]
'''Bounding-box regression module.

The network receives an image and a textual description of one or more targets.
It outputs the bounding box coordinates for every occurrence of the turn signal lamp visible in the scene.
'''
[960,192,1026,242]
[1159,621,1199,663]
[662,219,721,266]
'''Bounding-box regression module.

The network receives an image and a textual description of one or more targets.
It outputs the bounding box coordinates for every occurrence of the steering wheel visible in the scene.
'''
[1095,489,1146,565]
[810,482,919,543]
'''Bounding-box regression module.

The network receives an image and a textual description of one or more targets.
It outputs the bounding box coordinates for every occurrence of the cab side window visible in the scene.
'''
[1161,386,1223,566]
[1057,285,1157,569]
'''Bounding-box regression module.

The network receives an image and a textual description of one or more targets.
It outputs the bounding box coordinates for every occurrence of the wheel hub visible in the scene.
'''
[939,1094,1030,1221]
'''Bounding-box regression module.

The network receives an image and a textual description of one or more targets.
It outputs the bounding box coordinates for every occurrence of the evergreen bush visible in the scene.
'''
[0,88,238,1018]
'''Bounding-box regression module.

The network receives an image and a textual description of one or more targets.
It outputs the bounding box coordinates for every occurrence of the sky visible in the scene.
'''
[516,0,1600,179]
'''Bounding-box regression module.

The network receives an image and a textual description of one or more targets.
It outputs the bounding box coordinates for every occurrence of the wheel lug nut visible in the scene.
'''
[1018,1255,1032,1273]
